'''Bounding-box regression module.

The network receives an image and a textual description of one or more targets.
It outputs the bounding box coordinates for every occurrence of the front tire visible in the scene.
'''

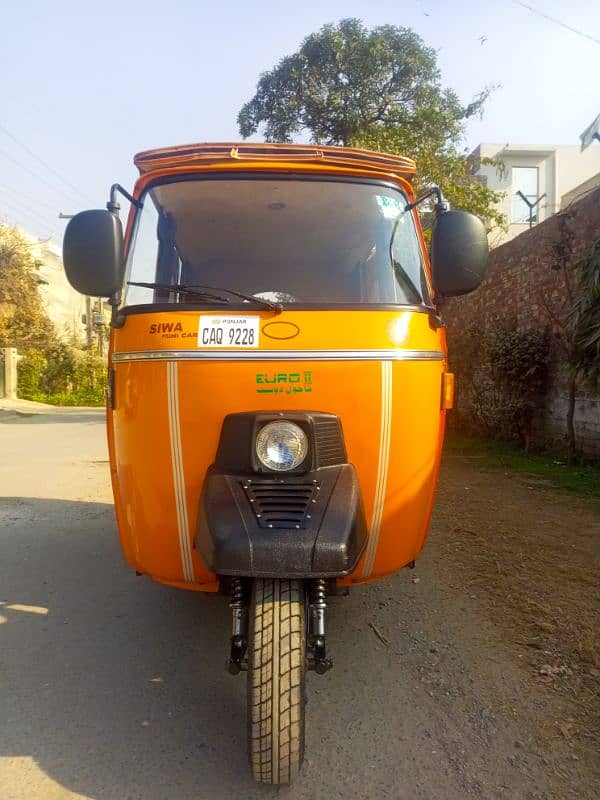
[247,578,306,784]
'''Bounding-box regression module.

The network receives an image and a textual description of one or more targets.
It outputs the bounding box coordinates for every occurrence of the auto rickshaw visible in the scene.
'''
[62,142,488,784]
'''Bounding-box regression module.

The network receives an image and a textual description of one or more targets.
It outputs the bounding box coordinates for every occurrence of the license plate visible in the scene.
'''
[197,316,260,348]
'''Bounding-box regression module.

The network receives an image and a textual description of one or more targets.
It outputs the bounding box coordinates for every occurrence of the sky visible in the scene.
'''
[1,0,598,241]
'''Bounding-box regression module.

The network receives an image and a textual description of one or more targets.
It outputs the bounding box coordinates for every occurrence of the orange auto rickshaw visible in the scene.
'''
[62,142,488,784]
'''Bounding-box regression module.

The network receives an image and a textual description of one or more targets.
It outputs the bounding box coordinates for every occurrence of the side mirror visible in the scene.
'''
[430,210,489,297]
[63,210,124,297]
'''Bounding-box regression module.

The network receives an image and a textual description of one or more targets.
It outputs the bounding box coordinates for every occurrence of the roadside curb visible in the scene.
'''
[0,402,105,420]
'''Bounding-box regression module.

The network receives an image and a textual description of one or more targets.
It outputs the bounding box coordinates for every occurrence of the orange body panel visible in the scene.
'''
[108,309,447,590]
[106,143,449,591]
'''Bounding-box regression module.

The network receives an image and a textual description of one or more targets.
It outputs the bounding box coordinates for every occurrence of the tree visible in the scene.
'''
[0,222,56,349]
[538,212,600,461]
[17,348,48,400]
[0,223,97,402]
[449,324,548,451]
[238,18,504,228]
[40,339,77,395]
[569,238,600,391]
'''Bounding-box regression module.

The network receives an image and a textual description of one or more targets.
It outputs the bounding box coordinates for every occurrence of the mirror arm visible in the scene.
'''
[105,184,141,314]
[107,183,143,216]
[405,185,450,214]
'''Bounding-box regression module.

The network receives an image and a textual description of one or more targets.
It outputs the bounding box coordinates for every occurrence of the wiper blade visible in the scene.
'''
[127,281,231,304]
[128,281,282,311]
[182,284,283,312]
[391,262,422,304]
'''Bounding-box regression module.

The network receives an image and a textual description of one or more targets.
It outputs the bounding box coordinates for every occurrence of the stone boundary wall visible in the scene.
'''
[442,185,600,454]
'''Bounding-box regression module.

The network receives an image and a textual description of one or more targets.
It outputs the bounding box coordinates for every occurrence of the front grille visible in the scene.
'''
[243,480,318,529]
[313,417,346,467]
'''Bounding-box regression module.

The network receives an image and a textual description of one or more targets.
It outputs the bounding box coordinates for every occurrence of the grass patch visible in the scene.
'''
[24,389,105,407]
[444,432,600,500]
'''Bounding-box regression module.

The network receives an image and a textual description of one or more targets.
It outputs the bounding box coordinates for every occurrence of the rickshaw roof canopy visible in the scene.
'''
[133,142,417,179]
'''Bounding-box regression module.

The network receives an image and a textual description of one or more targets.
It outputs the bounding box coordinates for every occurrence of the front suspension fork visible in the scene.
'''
[226,577,333,675]
[307,578,333,674]
[227,577,248,675]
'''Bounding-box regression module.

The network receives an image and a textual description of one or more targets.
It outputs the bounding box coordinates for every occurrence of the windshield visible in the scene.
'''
[123,177,431,308]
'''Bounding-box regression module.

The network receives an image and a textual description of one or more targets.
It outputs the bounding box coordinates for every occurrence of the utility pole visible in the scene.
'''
[97,299,105,358]
[85,296,93,347]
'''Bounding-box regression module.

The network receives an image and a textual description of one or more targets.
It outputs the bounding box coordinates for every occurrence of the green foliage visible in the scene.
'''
[73,349,106,389]
[0,222,56,348]
[568,239,600,389]
[451,326,549,450]
[487,329,548,394]
[239,19,470,144]
[238,18,505,228]
[445,432,600,499]
[34,387,106,407]
[39,340,77,395]
[70,349,107,404]
[16,347,48,399]
[22,347,107,406]
[0,221,107,406]
[354,127,505,232]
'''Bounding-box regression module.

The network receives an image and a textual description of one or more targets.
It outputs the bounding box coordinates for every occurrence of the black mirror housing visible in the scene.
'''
[430,210,489,298]
[63,210,124,297]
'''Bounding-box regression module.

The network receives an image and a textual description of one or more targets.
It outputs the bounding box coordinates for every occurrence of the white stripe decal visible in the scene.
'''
[167,361,195,582]
[362,361,393,577]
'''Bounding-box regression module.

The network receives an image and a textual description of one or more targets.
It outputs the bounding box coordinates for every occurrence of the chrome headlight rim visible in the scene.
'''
[255,420,309,472]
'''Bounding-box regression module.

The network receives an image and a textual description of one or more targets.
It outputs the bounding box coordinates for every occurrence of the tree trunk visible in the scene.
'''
[566,374,577,463]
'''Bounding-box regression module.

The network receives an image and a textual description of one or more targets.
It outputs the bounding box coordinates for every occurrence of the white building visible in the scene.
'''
[470,143,600,244]
[21,234,88,341]
[19,232,107,346]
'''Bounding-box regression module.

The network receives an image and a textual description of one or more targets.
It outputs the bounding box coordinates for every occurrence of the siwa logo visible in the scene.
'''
[149,322,183,334]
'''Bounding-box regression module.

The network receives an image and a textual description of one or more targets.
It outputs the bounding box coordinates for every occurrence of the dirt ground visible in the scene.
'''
[1,410,599,799]
[430,448,600,798]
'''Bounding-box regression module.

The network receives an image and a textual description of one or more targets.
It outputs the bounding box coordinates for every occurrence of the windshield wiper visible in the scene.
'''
[391,261,422,304]
[128,281,231,304]
[389,214,425,305]
[184,284,283,311]
[127,281,282,311]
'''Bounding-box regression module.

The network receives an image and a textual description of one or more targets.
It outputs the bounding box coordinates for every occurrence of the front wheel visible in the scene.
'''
[247,578,306,784]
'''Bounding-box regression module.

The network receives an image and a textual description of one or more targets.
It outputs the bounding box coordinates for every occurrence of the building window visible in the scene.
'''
[511,166,539,223]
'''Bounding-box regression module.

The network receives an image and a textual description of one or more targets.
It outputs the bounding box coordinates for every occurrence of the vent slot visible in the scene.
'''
[313,418,346,467]
[243,481,318,529]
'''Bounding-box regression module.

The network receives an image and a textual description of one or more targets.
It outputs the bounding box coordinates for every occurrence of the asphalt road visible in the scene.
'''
[0,409,567,800]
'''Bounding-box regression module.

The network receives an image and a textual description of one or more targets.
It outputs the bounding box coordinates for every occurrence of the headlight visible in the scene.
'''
[256,421,308,472]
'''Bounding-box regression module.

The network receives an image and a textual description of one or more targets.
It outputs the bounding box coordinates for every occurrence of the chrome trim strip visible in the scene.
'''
[113,348,444,363]
[167,362,195,583]
[362,361,393,578]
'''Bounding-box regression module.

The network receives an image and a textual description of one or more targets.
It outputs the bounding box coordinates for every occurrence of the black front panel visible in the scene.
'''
[195,410,367,578]
[196,464,367,578]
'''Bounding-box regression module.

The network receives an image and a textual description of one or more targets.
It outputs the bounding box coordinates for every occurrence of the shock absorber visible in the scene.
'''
[309,578,333,674]
[310,578,327,641]
[227,577,248,675]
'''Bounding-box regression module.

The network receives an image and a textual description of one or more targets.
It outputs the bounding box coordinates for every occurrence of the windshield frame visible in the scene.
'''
[119,172,434,313]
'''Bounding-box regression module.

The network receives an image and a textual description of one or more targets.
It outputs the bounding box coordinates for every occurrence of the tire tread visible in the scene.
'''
[248,579,305,784]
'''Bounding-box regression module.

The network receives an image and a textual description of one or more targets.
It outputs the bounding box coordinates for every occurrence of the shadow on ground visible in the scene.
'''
[3,494,574,800]
[3,498,422,800]
[0,498,259,798]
